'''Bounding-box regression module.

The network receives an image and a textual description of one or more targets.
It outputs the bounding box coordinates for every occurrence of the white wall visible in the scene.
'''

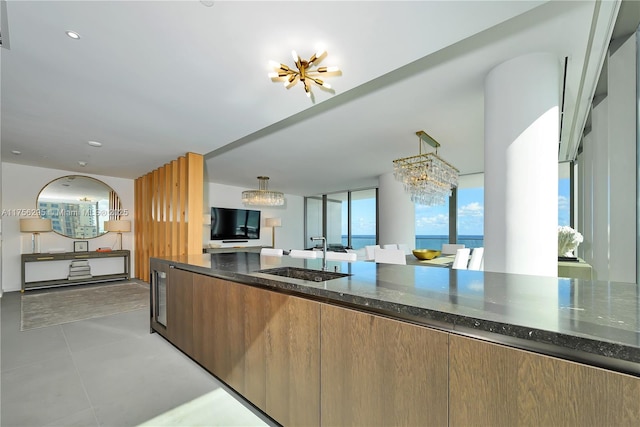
[1,163,135,292]
[1,163,306,292]
[206,182,304,251]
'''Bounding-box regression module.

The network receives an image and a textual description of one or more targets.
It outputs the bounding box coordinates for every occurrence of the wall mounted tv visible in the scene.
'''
[210,207,261,240]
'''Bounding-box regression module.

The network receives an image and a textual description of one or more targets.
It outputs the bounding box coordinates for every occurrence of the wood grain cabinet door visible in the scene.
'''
[165,267,194,355]
[192,276,233,387]
[320,305,449,427]
[264,291,320,427]
[449,334,640,427]
[192,275,321,426]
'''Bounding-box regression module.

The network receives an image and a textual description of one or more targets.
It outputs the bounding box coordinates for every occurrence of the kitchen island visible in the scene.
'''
[150,252,640,426]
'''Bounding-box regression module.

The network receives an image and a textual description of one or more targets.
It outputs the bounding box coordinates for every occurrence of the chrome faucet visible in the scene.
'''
[310,236,327,271]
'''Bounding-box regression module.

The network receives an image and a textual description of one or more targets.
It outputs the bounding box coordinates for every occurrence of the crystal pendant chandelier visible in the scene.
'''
[268,49,340,98]
[242,176,285,206]
[392,131,459,206]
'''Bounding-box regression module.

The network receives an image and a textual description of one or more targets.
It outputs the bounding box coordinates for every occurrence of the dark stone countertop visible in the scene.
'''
[152,252,640,376]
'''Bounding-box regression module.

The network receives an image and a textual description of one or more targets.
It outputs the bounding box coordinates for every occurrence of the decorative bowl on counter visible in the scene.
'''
[412,249,441,260]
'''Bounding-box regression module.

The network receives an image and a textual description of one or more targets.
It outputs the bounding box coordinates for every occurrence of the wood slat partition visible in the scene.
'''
[134,152,203,281]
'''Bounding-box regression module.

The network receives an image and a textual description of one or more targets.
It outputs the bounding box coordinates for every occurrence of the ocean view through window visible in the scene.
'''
[343,235,484,249]
[324,170,569,252]
[413,179,486,250]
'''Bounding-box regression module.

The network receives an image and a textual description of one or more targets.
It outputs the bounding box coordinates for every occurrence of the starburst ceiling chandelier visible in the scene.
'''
[393,131,459,206]
[268,49,340,97]
[242,176,285,206]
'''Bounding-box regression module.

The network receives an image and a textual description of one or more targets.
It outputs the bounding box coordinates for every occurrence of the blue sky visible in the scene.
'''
[344,178,571,236]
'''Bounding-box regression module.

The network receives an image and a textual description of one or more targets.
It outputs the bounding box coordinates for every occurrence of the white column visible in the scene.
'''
[378,172,415,249]
[484,53,560,276]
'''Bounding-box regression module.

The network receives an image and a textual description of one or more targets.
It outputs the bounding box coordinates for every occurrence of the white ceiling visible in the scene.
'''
[1,1,619,197]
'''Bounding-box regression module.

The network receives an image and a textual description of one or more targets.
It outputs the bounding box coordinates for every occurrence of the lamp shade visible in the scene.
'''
[265,217,282,227]
[104,220,131,232]
[20,218,52,232]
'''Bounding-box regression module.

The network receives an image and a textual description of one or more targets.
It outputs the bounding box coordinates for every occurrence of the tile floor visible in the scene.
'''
[1,283,277,427]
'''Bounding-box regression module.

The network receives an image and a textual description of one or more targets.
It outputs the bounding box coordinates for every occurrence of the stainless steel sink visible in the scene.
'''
[257,267,350,282]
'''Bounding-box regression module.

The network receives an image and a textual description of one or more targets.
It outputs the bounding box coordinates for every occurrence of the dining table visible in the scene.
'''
[406,253,594,280]
[405,254,456,267]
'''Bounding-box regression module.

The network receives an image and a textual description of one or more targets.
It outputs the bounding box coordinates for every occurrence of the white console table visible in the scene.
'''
[21,250,130,292]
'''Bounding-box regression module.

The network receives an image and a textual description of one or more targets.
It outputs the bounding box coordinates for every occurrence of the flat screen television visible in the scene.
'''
[210,207,261,240]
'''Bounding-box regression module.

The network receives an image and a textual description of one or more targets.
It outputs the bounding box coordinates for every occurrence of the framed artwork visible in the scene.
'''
[73,241,89,252]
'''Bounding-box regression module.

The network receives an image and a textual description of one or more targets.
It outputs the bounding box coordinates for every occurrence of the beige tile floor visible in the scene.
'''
[1,285,276,427]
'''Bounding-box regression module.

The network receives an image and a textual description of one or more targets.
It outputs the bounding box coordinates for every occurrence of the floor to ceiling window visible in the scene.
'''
[415,197,450,249]
[305,188,377,250]
[415,166,570,252]
[414,173,484,250]
[327,192,346,246]
[347,189,377,249]
[558,161,571,226]
[305,196,323,247]
[456,173,484,249]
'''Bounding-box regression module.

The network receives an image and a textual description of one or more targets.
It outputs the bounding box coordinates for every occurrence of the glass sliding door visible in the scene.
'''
[349,189,377,249]
[326,193,346,248]
[305,196,323,248]
[305,188,378,251]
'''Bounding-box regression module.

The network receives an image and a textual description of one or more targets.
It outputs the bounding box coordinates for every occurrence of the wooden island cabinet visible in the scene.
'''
[321,305,449,426]
[449,335,640,426]
[150,256,640,427]
[153,267,450,427]
[149,260,194,355]
[191,274,320,427]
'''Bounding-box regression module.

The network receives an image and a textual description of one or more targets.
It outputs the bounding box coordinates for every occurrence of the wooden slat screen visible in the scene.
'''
[134,152,203,281]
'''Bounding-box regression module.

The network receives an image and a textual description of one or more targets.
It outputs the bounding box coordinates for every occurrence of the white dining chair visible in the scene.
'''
[467,247,484,271]
[382,244,399,250]
[442,243,466,255]
[374,248,407,265]
[364,245,380,261]
[452,248,471,270]
[326,251,358,262]
[260,248,283,256]
[289,249,317,259]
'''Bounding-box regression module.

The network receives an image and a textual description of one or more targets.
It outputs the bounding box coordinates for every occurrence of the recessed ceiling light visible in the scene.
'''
[65,31,81,40]
[11,150,21,155]
[78,161,87,167]
[87,140,102,147]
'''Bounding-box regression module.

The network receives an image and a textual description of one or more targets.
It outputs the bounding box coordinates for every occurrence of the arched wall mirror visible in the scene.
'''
[37,175,124,239]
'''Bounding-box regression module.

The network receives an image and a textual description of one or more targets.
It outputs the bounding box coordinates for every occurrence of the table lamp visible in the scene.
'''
[265,217,281,248]
[104,219,131,250]
[20,218,52,253]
